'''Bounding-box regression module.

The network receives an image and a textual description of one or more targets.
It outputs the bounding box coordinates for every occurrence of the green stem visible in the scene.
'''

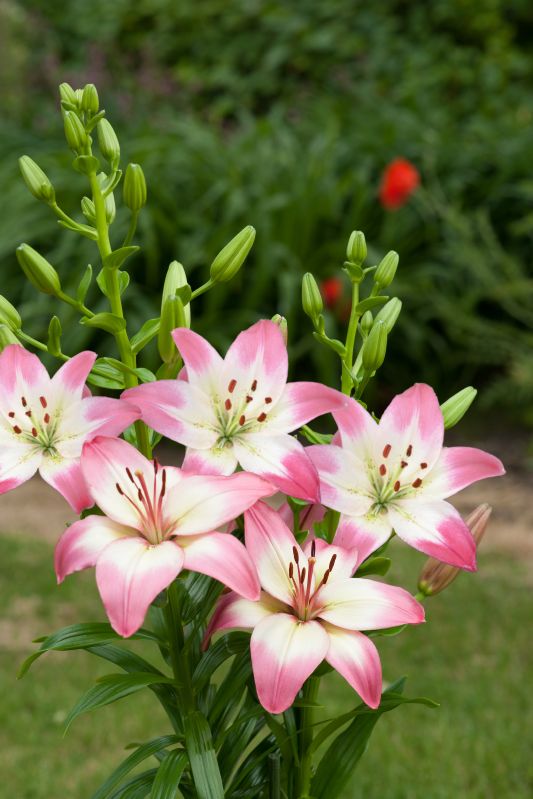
[341,282,360,395]
[16,330,68,360]
[164,581,194,713]
[122,211,139,247]
[190,279,214,300]
[295,677,320,798]
[57,290,94,318]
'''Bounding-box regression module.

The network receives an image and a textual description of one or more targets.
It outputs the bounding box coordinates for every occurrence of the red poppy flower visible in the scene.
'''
[321,277,343,308]
[379,158,420,210]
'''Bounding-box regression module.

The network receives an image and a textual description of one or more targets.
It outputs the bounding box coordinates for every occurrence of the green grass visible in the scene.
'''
[1,533,531,798]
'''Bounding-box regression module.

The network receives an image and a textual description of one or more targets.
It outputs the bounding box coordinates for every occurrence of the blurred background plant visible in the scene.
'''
[1,0,533,418]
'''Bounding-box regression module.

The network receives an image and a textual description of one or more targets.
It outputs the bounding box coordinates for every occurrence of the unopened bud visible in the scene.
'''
[418,504,492,596]
[440,386,477,429]
[374,297,402,333]
[47,316,62,357]
[302,273,323,322]
[59,82,77,106]
[123,163,147,212]
[81,83,99,115]
[16,244,61,296]
[0,295,21,330]
[0,325,20,350]
[97,119,120,169]
[361,310,373,336]
[63,111,87,152]
[81,196,96,225]
[210,226,255,283]
[346,230,367,266]
[158,296,188,363]
[105,192,116,225]
[271,314,288,345]
[162,261,191,327]
[19,156,55,204]
[374,251,399,289]
[362,320,387,372]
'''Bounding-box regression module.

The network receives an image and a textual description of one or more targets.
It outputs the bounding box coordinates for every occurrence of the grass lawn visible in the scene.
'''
[1,532,531,798]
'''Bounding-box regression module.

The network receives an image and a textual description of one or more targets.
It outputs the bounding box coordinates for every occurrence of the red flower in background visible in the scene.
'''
[379,158,420,210]
[321,277,343,308]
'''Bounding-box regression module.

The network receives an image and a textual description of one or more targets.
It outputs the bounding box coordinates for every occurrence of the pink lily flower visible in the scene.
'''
[0,345,139,512]
[308,384,505,570]
[122,320,349,502]
[206,501,424,714]
[55,436,276,637]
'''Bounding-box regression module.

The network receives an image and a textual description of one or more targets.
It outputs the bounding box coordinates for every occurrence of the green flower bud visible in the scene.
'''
[105,192,116,224]
[374,297,402,333]
[81,83,99,115]
[0,325,20,350]
[0,295,21,330]
[81,196,96,225]
[360,310,373,336]
[19,156,55,204]
[210,226,256,283]
[271,314,288,345]
[346,230,367,266]
[440,386,477,429]
[362,320,387,372]
[63,111,87,152]
[374,250,399,289]
[16,244,61,296]
[302,273,323,321]
[162,261,191,327]
[59,82,77,106]
[123,163,147,212]
[158,295,188,363]
[97,119,120,169]
[47,316,62,357]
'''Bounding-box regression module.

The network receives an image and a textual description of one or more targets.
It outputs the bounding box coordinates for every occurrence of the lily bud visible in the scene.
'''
[81,83,99,115]
[19,156,55,204]
[97,119,120,170]
[374,250,399,289]
[418,504,492,596]
[59,82,77,106]
[360,310,373,336]
[158,295,187,363]
[16,244,61,296]
[346,230,367,266]
[47,316,62,357]
[271,314,288,345]
[0,325,20,350]
[440,386,477,429]
[123,163,147,212]
[0,295,21,330]
[162,261,191,327]
[81,196,96,225]
[374,297,402,333]
[302,273,323,322]
[362,320,387,372]
[105,192,116,224]
[210,226,256,283]
[63,111,87,152]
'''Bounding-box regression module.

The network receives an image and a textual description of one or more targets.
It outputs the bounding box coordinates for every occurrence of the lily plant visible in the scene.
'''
[5,83,504,799]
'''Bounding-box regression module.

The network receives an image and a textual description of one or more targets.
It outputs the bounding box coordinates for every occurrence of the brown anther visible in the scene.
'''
[322,570,330,585]
[311,540,316,557]
[379,464,387,476]
[153,459,159,474]
[138,489,144,502]
[31,427,37,437]
[161,469,167,497]
[13,425,21,434]
[25,411,32,417]
[394,480,401,492]
[126,467,135,483]
[44,413,50,424]
[300,567,306,584]
[406,444,413,456]
[116,482,124,495]
[265,397,272,404]
[225,399,232,410]
[257,413,267,422]
[246,395,253,403]
[401,460,408,468]
[8,411,14,418]
[412,478,422,488]
[289,562,294,579]
[251,379,258,391]
[329,553,337,571]
[21,396,27,407]
[420,462,428,469]
[292,546,299,564]
[228,379,237,393]
[239,414,246,426]
[39,396,47,408]
[382,444,392,458]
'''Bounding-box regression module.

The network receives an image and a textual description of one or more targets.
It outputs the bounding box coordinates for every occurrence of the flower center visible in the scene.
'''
[115,460,168,544]
[287,541,336,621]
[216,377,273,443]
[9,394,56,452]
[371,441,427,510]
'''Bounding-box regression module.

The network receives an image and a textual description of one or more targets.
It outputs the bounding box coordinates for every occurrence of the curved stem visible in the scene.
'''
[341,282,360,395]
[57,290,94,318]
[190,279,214,300]
[295,676,320,798]
[122,211,139,247]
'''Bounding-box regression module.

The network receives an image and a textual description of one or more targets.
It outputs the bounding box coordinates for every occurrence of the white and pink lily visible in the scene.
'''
[122,320,349,502]
[206,501,424,714]
[55,436,276,637]
[308,384,505,570]
[0,345,139,512]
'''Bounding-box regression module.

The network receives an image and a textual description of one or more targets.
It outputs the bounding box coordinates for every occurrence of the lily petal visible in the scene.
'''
[223,320,288,406]
[234,432,320,502]
[324,624,382,708]
[55,515,133,582]
[332,396,379,457]
[181,531,260,600]
[422,446,505,499]
[55,397,140,459]
[388,498,477,570]
[251,613,329,714]
[39,455,93,513]
[96,537,184,637]
[171,328,224,392]
[122,379,219,449]
[333,515,393,569]
[318,577,425,630]
[307,444,374,515]
[269,382,349,433]
[378,384,444,470]
[205,590,284,643]
[50,351,96,402]
[181,444,238,476]
[0,442,42,494]
[0,344,49,399]
[304,539,360,582]
[245,501,304,605]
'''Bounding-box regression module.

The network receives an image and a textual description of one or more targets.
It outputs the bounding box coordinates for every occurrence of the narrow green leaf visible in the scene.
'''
[91,735,180,799]
[57,218,98,240]
[131,318,160,354]
[150,749,188,799]
[193,632,251,691]
[81,312,126,334]
[104,246,140,271]
[356,556,392,577]
[355,296,389,314]
[87,360,126,389]
[77,264,93,303]
[108,768,158,799]
[183,711,224,799]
